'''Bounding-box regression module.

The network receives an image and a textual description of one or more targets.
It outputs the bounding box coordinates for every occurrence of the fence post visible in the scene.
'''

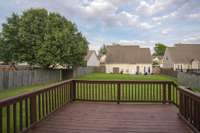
[70,80,76,101]
[168,83,171,103]
[117,83,120,104]
[30,95,37,125]
[163,83,166,104]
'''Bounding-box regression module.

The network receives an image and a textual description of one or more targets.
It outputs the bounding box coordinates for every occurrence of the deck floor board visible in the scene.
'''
[29,102,193,133]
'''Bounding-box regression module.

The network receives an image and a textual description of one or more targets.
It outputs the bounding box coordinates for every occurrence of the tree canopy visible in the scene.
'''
[153,43,167,56]
[98,44,107,57]
[0,8,88,68]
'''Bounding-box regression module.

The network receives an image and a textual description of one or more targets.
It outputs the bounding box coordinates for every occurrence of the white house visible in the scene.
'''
[105,45,152,74]
[84,50,100,67]
[163,44,200,71]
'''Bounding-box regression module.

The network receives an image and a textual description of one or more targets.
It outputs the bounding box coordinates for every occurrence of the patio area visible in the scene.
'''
[29,102,192,133]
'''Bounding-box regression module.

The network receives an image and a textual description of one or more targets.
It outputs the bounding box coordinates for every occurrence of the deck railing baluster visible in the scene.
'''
[117,83,120,104]
[13,103,17,133]
[7,105,10,133]
[0,107,2,133]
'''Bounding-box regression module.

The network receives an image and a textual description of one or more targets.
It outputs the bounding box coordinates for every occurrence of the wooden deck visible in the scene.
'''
[29,102,192,133]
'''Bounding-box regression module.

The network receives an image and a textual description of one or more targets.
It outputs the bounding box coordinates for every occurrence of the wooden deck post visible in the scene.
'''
[163,83,166,104]
[70,80,76,101]
[30,95,37,125]
[168,83,171,103]
[117,83,120,104]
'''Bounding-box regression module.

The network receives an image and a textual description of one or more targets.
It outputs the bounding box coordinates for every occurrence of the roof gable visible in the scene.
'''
[84,50,97,61]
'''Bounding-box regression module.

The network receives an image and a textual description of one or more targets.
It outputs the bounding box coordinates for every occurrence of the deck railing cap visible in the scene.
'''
[0,79,73,106]
[179,86,200,100]
[73,79,174,83]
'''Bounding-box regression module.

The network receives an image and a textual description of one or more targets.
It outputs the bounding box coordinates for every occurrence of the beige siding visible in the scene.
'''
[173,64,190,71]
[163,48,174,69]
[192,59,200,69]
[87,53,100,66]
[105,64,152,74]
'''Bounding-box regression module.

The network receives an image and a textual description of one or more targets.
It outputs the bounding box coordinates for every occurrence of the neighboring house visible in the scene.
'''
[105,45,152,74]
[163,44,200,71]
[84,50,100,67]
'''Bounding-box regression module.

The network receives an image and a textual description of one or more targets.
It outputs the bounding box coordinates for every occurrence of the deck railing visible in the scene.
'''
[0,80,73,133]
[0,79,199,133]
[74,80,179,105]
[179,86,200,132]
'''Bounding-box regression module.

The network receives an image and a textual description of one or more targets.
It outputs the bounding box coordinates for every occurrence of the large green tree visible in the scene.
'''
[154,43,167,56]
[0,8,88,68]
[0,13,20,64]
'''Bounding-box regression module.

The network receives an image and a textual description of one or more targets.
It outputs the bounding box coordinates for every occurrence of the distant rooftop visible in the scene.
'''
[167,44,200,63]
[106,45,152,64]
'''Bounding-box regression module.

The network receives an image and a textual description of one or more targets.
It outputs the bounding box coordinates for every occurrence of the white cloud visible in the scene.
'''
[53,0,157,30]
[136,1,161,15]
[153,11,178,21]
[152,1,199,22]
[161,28,172,35]
[182,35,200,43]
[83,0,117,18]
[140,22,155,30]
[188,13,200,20]
[136,0,181,16]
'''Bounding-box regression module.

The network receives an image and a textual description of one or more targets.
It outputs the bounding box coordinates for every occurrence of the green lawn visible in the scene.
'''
[77,72,177,82]
[0,81,57,100]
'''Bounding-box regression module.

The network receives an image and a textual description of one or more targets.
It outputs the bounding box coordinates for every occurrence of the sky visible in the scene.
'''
[0,0,200,52]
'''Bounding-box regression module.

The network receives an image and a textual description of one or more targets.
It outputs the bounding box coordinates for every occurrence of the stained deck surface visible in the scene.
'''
[29,102,192,133]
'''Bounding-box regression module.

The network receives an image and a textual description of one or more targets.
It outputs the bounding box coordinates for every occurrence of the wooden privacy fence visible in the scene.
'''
[0,69,61,90]
[0,79,199,133]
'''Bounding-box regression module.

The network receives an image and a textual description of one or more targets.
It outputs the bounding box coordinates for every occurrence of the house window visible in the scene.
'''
[136,66,140,74]
[148,67,151,73]
[177,65,180,69]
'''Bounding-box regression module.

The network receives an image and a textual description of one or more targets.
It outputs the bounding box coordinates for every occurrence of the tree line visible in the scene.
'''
[0,8,88,68]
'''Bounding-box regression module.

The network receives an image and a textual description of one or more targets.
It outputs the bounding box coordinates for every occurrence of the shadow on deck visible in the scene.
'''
[29,102,192,133]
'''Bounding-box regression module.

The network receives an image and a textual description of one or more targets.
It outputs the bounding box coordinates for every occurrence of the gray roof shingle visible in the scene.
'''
[167,44,200,63]
[105,45,152,64]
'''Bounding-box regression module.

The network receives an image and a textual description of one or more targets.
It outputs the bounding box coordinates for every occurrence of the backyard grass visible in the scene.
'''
[0,81,57,100]
[77,72,177,82]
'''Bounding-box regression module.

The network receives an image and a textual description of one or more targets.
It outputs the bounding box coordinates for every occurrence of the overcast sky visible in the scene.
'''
[0,0,200,51]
